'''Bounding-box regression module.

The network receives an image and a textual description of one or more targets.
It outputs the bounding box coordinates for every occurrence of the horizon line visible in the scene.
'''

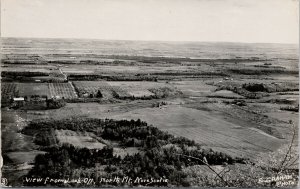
[1,36,298,46]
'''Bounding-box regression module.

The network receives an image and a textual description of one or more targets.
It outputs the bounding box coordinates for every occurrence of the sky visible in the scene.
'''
[1,0,299,43]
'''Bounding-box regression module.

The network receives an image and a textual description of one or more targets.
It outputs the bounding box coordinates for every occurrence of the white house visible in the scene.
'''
[13,97,25,101]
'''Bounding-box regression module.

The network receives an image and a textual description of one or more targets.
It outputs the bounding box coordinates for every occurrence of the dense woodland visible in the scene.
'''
[23,118,245,187]
[215,81,299,99]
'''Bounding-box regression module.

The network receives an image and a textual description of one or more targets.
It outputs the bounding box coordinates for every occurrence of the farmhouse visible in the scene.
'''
[12,97,25,107]
[13,97,25,101]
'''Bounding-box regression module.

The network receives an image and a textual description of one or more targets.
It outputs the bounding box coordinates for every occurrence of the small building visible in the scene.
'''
[51,95,61,99]
[12,97,25,108]
[13,97,25,101]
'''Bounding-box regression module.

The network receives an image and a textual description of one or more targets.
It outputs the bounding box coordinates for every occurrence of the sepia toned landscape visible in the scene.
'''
[1,37,299,187]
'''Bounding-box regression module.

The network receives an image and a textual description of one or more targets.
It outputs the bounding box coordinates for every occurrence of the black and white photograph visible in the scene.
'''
[0,0,299,187]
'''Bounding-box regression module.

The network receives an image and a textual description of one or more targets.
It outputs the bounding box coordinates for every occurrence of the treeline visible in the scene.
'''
[242,82,298,93]
[150,72,228,77]
[215,81,298,99]
[112,87,182,100]
[1,60,45,64]
[149,87,182,98]
[1,71,66,83]
[2,71,49,77]
[253,65,284,69]
[67,72,230,82]
[280,105,299,112]
[10,97,66,110]
[65,98,109,103]
[112,92,156,101]
[229,68,298,75]
[2,76,66,83]
[67,74,158,82]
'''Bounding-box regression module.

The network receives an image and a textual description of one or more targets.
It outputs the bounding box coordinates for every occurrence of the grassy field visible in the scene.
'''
[1,111,37,152]
[97,105,285,159]
[55,129,140,157]
[208,90,245,99]
[2,67,52,74]
[18,83,50,98]
[5,151,46,165]
[61,64,204,75]
[113,147,140,158]
[55,130,106,149]
[170,80,217,97]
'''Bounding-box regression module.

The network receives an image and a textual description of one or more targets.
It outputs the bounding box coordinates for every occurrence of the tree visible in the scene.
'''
[46,98,66,109]
[96,90,103,98]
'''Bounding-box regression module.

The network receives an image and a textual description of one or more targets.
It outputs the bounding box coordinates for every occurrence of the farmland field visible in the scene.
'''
[170,80,217,97]
[128,90,154,97]
[1,83,19,101]
[16,83,50,98]
[1,82,78,101]
[72,81,115,99]
[107,81,165,98]
[98,105,284,159]
[49,82,77,99]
